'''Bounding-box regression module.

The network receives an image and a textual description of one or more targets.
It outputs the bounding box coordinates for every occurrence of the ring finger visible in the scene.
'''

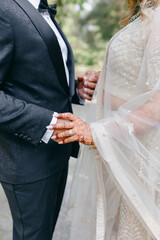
[52,129,75,140]
[84,81,96,89]
[84,87,94,96]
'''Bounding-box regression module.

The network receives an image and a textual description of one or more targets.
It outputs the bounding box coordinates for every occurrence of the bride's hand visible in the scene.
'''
[50,113,94,145]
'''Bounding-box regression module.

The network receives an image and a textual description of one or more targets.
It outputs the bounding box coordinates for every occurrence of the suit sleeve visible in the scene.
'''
[72,80,85,105]
[0,7,53,146]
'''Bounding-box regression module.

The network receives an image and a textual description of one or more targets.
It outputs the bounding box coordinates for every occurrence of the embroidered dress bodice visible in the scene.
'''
[108,19,145,101]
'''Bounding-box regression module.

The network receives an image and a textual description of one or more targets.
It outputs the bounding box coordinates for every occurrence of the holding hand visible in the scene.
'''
[49,118,71,144]
[49,113,94,145]
[77,71,100,101]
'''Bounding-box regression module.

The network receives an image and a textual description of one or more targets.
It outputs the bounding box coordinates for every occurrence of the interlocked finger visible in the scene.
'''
[84,81,96,89]
[59,135,78,144]
[84,88,94,96]
[50,121,74,130]
[83,94,92,101]
[57,113,77,121]
[53,129,75,139]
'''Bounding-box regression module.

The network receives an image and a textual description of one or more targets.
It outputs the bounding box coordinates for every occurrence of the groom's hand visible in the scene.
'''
[77,71,100,101]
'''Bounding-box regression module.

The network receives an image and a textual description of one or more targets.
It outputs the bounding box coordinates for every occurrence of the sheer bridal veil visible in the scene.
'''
[55,7,160,240]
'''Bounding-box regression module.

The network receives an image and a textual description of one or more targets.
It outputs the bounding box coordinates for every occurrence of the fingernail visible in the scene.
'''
[84,81,88,86]
[51,135,56,140]
[46,124,56,129]
[58,141,63,144]
[46,126,52,129]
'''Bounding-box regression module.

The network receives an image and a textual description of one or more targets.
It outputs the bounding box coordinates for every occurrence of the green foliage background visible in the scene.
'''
[48,0,125,75]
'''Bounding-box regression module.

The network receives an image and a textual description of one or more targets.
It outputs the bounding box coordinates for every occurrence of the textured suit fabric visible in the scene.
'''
[0,0,79,184]
[1,164,68,240]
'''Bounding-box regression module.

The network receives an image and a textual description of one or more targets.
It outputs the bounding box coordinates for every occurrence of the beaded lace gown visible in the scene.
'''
[54,6,160,240]
[106,11,153,240]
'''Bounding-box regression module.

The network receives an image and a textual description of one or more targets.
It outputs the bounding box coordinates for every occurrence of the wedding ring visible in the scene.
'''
[69,129,73,136]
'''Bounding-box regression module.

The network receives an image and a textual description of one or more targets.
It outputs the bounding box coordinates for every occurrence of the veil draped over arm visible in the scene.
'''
[65,8,160,240]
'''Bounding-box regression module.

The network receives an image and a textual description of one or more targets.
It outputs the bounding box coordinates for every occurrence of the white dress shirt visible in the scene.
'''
[28,0,69,85]
[28,0,70,143]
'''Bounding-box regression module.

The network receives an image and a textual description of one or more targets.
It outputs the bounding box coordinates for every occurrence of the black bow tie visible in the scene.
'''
[38,0,57,18]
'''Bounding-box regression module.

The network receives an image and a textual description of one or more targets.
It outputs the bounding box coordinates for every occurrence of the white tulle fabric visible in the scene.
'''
[56,7,160,240]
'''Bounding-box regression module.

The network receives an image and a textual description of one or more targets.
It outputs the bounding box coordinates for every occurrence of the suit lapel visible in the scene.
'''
[53,18,75,96]
[14,0,69,95]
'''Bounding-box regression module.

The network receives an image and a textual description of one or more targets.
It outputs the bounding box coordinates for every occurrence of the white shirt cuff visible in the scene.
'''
[41,112,58,144]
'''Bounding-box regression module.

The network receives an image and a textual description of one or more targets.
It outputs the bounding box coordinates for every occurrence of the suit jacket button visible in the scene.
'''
[27,138,32,142]
[19,134,23,138]
[23,136,27,140]
[14,133,18,136]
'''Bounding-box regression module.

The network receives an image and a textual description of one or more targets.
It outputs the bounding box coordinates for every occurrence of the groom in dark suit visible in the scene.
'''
[0,0,99,239]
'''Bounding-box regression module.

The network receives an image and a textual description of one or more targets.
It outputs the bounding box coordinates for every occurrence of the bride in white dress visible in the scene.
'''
[52,0,160,239]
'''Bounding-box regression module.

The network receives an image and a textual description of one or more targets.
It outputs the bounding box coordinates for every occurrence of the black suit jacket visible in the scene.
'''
[0,0,79,184]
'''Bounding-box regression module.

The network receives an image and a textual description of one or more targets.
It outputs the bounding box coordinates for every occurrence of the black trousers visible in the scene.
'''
[1,165,68,240]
